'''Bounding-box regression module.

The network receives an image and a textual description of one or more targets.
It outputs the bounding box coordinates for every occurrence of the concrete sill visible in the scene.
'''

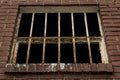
[5,63,113,73]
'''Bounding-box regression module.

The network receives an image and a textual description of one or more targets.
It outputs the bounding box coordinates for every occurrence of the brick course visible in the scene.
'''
[0,0,120,79]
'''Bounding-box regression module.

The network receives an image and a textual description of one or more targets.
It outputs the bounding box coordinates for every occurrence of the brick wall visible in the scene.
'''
[0,0,120,79]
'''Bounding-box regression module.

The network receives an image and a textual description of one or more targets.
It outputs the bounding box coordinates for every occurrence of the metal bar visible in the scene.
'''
[26,13,35,64]
[84,13,92,64]
[71,13,76,64]
[58,13,61,64]
[42,13,47,64]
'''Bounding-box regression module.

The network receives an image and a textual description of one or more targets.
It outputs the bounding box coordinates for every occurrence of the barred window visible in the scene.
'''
[10,6,108,64]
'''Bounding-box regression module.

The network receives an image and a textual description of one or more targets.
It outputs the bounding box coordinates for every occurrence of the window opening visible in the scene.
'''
[46,13,58,36]
[16,44,28,63]
[61,44,74,63]
[76,44,90,63]
[91,43,102,63]
[86,13,100,36]
[28,44,43,63]
[18,13,32,37]
[60,13,72,36]
[32,13,45,37]
[45,44,58,63]
[74,13,86,36]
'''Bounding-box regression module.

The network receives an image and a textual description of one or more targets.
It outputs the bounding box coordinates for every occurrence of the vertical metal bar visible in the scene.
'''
[58,13,61,64]
[42,13,47,64]
[71,13,76,64]
[26,13,35,64]
[84,13,92,64]
[10,13,22,63]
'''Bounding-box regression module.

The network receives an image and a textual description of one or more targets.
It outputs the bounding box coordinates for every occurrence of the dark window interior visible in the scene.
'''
[91,43,102,63]
[16,12,102,64]
[60,13,72,36]
[45,44,58,63]
[86,13,100,36]
[32,13,45,37]
[61,44,74,63]
[16,44,28,63]
[46,13,58,36]
[18,13,32,37]
[29,44,43,63]
[74,13,86,36]
[76,44,90,63]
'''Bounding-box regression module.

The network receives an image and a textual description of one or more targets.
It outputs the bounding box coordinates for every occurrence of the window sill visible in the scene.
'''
[5,63,113,73]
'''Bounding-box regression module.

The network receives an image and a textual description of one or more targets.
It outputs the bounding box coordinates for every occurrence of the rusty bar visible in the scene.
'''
[84,12,92,64]
[10,13,22,63]
[71,13,76,64]
[42,13,47,64]
[58,13,60,64]
[26,13,35,64]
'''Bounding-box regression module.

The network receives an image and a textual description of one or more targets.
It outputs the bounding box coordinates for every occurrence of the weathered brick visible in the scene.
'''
[106,64,113,72]
[19,64,28,72]
[98,64,106,72]
[82,64,90,72]
[44,0,55,5]
[110,56,120,61]
[36,64,43,72]
[61,0,79,5]
[28,64,36,72]
[90,64,97,72]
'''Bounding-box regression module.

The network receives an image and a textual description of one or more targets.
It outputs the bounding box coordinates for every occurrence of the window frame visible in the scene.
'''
[10,6,109,64]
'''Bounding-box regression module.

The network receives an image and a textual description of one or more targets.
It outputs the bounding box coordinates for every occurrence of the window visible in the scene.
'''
[10,6,108,64]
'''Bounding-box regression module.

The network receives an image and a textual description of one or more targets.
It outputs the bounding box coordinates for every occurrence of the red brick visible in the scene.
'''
[0,63,6,68]
[0,56,8,62]
[90,64,97,72]
[114,73,120,78]
[105,32,120,36]
[0,13,17,16]
[0,28,14,32]
[0,46,10,51]
[107,45,118,50]
[0,51,9,56]
[100,8,118,12]
[44,0,55,5]
[0,74,14,79]
[113,67,120,72]
[6,24,15,28]
[104,28,120,32]
[1,5,18,9]
[61,0,79,5]
[82,64,90,72]
[109,50,120,56]
[0,68,5,74]
[0,32,13,37]
[110,56,120,61]
[98,64,106,72]
[106,64,113,72]
[79,0,98,5]
[112,62,120,67]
